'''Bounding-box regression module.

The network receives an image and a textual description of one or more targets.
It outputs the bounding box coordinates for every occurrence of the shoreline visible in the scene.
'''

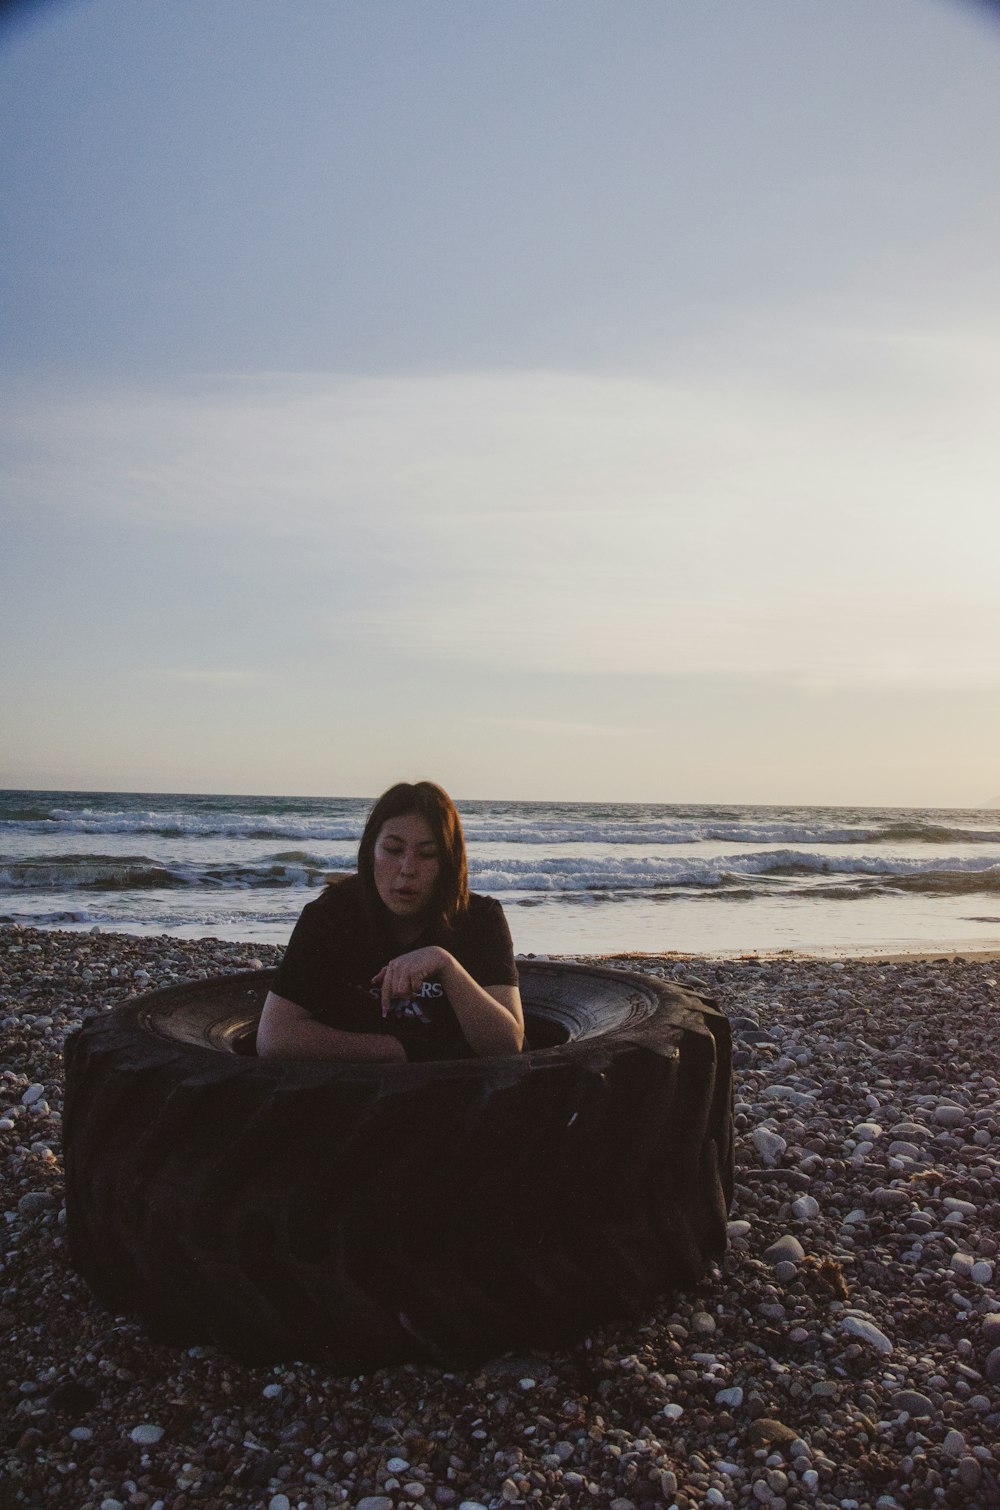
[2,924,999,1509]
[583,947,1000,966]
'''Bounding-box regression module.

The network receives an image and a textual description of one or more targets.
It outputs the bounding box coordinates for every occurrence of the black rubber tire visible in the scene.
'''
[63,961,733,1367]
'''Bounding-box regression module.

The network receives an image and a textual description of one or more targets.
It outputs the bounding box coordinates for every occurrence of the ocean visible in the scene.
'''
[2,789,1000,958]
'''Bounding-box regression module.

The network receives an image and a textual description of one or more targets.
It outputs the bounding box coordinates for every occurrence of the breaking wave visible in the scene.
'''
[4,849,999,900]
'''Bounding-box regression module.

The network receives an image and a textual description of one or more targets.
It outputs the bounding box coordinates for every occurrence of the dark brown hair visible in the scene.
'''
[356,781,469,931]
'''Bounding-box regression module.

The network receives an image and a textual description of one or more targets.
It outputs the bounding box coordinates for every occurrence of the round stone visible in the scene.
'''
[716,1386,744,1408]
[764,1235,805,1265]
[748,1418,798,1447]
[841,1316,893,1354]
[751,1128,787,1166]
[891,1390,935,1418]
[129,1423,164,1445]
[958,1458,983,1490]
[17,1191,56,1220]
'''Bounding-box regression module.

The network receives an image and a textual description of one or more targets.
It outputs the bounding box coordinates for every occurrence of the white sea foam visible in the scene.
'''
[4,792,1000,952]
[5,846,999,898]
[4,802,999,847]
[24,809,364,841]
[469,852,1000,895]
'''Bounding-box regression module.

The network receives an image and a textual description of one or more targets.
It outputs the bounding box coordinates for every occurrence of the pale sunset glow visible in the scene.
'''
[2,0,999,804]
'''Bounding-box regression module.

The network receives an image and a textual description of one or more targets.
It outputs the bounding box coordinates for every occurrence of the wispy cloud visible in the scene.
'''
[5,319,1000,697]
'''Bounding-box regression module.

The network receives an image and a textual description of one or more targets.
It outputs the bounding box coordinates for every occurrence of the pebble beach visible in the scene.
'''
[2,925,999,1510]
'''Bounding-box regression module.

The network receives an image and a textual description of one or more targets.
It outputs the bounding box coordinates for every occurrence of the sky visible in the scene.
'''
[2,0,999,807]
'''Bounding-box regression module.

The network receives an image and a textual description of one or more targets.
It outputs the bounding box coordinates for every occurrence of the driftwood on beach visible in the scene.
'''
[2,925,1000,1509]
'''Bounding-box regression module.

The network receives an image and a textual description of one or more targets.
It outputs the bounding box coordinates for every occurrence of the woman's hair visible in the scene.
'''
[356,781,469,931]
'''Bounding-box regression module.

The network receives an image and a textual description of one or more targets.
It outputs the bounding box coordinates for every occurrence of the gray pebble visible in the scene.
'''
[891,1390,935,1417]
[958,1457,983,1490]
[764,1234,805,1265]
[841,1316,893,1354]
[751,1128,786,1166]
[873,1187,909,1209]
[129,1423,164,1445]
[17,1191,56,1219]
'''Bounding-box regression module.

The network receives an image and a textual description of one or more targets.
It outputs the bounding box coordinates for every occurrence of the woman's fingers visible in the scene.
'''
[374,948,443,1015]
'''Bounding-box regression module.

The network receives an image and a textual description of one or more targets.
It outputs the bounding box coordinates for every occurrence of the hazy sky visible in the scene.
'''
[2,0,999,806]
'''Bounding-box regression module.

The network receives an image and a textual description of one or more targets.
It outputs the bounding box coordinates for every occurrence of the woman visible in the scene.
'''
[256,782,523,1061]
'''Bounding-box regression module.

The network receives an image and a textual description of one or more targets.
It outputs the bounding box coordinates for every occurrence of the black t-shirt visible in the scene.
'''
[271,875,519,1060]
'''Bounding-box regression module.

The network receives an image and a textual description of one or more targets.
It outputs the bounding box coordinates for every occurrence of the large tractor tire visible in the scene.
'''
[63,961,733,1368]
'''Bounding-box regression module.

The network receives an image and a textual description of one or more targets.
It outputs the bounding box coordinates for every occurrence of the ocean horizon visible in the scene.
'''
[2,788,1000,958]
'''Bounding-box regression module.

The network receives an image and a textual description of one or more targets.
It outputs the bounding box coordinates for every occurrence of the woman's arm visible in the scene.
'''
[256,990,407,1062]
[375,948,524,1056]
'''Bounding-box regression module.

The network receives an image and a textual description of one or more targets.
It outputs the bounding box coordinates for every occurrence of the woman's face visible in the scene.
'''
[372,812,441,921]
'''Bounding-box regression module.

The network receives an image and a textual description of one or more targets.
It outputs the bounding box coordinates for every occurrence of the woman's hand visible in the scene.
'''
[374,948,523,1055]
[372,946,449,1017]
